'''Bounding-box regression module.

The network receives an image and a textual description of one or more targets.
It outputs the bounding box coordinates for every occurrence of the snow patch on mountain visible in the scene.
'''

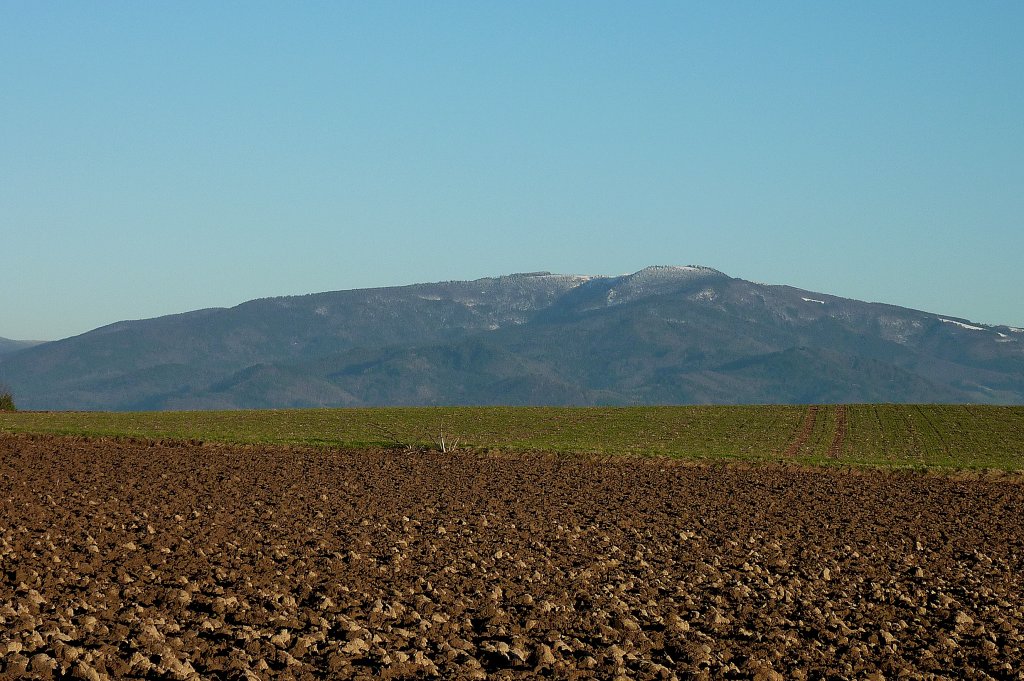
[632,265,724,280]
[938,318,985,331]
[879,316,923,345]
[604,265,728,306]
[692,288,718,302]
[802,297,826,304]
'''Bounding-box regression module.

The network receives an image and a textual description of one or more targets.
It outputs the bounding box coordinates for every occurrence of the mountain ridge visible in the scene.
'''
[0,337,45,358]
[2,266,1021,410]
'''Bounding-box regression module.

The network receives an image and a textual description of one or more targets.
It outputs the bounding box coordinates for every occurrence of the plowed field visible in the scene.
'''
[1,433,1022,680]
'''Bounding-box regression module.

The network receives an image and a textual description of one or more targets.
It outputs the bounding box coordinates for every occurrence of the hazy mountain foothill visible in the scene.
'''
[0,337,43,357]
[2,266,1022,411]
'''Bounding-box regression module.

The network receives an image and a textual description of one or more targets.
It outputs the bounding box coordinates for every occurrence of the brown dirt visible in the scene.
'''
[784,406,817,458]
[828,406,848,460]
[1,433,1022,680]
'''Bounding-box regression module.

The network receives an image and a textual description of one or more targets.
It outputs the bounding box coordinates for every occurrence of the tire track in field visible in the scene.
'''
[890,406,926,465]
[897,403,929,462]
[785,405,818,458]
[914,404,951,462]
[872,406,891,462]
[828,405,847,459]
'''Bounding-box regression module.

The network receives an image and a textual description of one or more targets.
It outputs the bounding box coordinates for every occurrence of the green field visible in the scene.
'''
[2,404,1023,470]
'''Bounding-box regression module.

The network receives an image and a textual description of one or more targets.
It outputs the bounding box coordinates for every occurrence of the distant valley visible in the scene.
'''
[2,266,1022,410]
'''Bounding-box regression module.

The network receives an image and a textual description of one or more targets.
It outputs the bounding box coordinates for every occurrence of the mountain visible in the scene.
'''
[0,337,44,358]
[2,266,1022,410]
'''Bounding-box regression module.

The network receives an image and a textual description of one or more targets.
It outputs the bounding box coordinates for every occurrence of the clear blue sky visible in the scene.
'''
[3,1,1022,340]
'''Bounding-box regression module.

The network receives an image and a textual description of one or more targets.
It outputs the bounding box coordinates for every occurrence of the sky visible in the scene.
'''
[2,1,1022,340]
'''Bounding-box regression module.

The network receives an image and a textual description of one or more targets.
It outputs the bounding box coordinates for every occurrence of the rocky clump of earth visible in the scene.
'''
[0,433,1021,679]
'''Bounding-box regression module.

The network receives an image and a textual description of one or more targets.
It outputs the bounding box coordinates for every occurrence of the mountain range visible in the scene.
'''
[2,266,1022,410]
